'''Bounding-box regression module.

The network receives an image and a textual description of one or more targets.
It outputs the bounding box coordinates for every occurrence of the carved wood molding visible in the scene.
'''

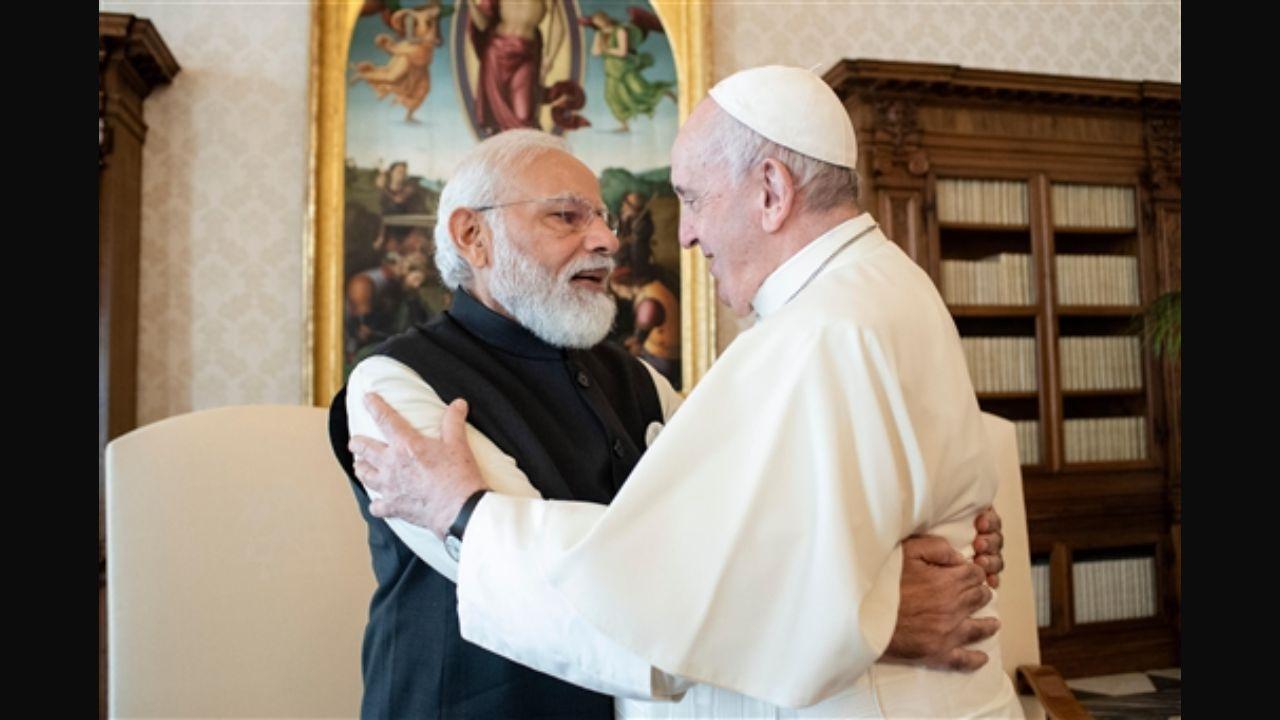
[869,98,930,181]
[98,13,181,166]
[826,59,1180,113]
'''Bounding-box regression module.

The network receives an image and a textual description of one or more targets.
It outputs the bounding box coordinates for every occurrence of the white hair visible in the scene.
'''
[698,104,859,212]
[433,130,570,290]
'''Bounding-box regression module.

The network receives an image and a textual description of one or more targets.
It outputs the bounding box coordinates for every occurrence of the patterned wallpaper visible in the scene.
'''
[101,1,312,424]
[711,1,1180,84]
[101,1,1179,419]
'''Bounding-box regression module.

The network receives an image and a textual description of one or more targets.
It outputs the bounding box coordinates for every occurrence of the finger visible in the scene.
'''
[364,393,427,448]
[979,506,1002,533]
[959,583,994,613]
[949,560,987,588]
[904,535,965,566]
[984,553,1004,577]
[959,616,1001,645]
[354,459,381,488]
[987,572,1001,589]
[967,561,987,586]
[943,648,989,673]
[350,430,394,466]
[349,435,391,458]
[440,398,470,447]
[974,531,1003,556]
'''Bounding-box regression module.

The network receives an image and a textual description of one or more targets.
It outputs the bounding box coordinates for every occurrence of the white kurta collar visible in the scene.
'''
[751,213,879,319]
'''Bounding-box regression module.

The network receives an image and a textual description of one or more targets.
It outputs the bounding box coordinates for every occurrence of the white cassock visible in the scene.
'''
[347,213,1022,718]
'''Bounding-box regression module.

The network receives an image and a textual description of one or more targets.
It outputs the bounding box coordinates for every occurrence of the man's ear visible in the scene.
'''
[449,207,490,269]
[759,158,798,234]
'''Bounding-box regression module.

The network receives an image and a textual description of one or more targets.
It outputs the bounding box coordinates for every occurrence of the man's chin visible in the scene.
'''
[526,294,616,349]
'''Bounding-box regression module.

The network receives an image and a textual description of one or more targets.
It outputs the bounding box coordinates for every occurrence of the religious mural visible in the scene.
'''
[343,0,683,387]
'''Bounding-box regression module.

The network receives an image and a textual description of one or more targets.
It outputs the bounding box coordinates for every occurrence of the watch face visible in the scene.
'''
[445,534,462,562]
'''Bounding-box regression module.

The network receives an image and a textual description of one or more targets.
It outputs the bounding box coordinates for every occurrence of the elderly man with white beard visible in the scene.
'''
[329,127,1008,719]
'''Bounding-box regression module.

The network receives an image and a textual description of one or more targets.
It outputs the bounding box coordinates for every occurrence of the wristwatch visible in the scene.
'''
[444,489,489,561]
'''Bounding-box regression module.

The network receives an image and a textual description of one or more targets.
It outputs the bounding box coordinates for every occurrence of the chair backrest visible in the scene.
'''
[106,404,374,718]
[983,412,1042,677]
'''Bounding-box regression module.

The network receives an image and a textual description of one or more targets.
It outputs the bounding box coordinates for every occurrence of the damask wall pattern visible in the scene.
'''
[711,1,1180,84]
[101,1,312,424]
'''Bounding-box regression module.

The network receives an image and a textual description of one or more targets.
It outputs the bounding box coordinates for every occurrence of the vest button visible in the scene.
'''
[576,370,591,388]
[612,438,626,458]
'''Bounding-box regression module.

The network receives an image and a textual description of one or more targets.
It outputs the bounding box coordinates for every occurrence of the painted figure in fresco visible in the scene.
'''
[581,8,675,132]
[610,191,680,385]
[467,0,588,135]
[345,224,426,357]
[376,160,429,215]
[394,247,452,331]
[350,2,451,123]
[345,158,443,371]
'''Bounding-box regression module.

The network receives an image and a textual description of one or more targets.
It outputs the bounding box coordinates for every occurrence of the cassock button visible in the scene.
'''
[612,438,626,458]
[576,370,591,388]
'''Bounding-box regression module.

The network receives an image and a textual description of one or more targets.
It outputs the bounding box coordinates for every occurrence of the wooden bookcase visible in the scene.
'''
[826,59,1181,678]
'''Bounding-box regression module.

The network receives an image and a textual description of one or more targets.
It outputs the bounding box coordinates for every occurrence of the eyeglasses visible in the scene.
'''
[473,196,619,235]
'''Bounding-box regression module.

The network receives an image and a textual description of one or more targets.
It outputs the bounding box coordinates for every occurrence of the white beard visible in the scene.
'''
[488,220,617,349]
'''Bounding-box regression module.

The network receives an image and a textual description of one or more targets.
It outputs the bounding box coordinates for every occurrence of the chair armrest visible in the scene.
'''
[1016,664,1092,720]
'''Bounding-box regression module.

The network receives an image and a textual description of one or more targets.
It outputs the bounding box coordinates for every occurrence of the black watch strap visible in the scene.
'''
[448,489,490,542]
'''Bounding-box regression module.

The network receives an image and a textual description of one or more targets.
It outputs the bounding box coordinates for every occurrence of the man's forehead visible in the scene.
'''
[670,161,703,195]
[505,151,601,203]
[669,131,704,187]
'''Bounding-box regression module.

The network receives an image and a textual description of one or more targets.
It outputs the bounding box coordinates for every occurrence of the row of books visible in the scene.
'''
[1032,561,1052,627]
[1073,556,1158,623]
[961,337,1037,392]
[941,254,1034,305]
[1060,336,1144,391]
[1030,555,1159,626]
[1052,183,1136,229]
[1055,254,1141,306]
[936,178,1029,225]
[939,253,1139,307]
[1063,417,1146,462]
[1013,420,1041,466]
[936,179,1136,229]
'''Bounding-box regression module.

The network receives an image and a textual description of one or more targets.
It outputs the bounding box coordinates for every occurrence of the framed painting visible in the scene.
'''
[307,0,714,404]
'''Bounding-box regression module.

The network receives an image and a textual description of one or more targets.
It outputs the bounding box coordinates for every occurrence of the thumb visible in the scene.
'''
[906,534,966,566]
[441,398,470,446]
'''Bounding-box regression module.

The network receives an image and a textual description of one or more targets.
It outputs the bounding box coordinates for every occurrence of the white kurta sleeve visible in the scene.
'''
[346,355,541,582]
[347,354,691,700]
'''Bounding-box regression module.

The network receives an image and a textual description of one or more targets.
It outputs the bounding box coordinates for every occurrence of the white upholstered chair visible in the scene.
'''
[986,413,1091,720]
[105,405,374,718]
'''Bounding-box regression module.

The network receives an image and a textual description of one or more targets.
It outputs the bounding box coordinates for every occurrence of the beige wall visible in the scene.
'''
[103,1,1179,417]
[101,1,313,424]
[711,1,1180,84]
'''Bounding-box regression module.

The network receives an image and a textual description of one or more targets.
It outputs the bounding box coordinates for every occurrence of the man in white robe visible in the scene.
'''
[351,66,1021,717]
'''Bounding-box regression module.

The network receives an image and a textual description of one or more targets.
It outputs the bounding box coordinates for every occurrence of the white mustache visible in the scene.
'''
[560,255,616,280]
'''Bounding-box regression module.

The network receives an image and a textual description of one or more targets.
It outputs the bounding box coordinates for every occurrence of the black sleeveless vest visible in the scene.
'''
[328,289,664,719]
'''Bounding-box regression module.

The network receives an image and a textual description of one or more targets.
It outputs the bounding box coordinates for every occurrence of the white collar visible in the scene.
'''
[751,213,879,319]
